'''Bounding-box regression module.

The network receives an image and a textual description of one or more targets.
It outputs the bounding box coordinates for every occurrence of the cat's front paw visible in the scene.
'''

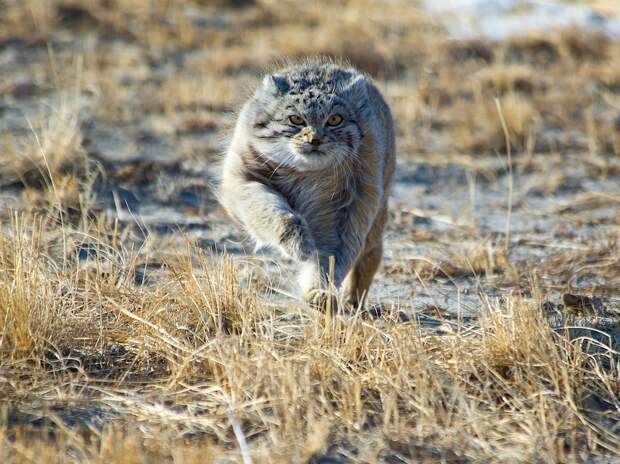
[304,288,339,313]
[279,214,316,261]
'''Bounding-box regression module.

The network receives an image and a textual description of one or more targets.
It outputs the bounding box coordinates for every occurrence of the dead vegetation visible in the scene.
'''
[0,215,618,462]
[1,0,619,462]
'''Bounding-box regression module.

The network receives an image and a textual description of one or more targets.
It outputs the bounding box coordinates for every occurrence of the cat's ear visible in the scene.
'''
[345,74,369,109]
[346,74,369,94]
[262,74,289,94]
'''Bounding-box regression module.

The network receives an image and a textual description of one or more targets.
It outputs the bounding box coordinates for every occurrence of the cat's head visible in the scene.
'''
[247,63,368,171]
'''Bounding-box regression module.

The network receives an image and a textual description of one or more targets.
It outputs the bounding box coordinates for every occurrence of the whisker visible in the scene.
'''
[270,153,295,178]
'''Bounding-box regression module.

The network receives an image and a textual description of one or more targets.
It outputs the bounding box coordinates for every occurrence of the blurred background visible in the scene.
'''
[2,0,620,179]
[0,0,619,287]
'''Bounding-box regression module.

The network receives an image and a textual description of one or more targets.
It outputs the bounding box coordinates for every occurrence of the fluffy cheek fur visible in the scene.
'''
[251,137,294,167]
[252,124,363,172]
[252,137,345,171]
[289,141,341,170]
[321,126,363,165]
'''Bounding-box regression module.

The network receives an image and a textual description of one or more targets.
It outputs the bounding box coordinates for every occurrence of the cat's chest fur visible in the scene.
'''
[242,148,356,248]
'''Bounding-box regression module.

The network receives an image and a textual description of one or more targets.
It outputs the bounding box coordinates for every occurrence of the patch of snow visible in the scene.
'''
[423,0,620,39]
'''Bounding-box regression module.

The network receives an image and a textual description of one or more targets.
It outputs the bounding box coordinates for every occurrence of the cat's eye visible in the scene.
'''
[326,114,343,126]
[289,115,305,125]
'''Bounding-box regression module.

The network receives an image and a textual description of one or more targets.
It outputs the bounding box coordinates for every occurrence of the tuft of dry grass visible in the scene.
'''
[0,94,89,189]
[0,215,59,360]
[451,92,540,153]
[386,240,511,282]
[475,63,538,94]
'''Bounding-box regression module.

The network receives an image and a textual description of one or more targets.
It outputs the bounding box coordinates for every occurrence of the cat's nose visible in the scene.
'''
[302,129,322,146]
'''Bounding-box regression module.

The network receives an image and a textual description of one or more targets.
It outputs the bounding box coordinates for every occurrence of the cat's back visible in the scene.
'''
[357,76,396,191]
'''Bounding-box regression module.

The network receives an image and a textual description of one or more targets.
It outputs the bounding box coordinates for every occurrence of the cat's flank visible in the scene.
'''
[220,59,395,309]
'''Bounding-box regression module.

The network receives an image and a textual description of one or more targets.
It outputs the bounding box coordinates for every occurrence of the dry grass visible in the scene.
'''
[0,95,88,187]
[1,0,620,462]
[392,240,512,281]
[0,215,618,463]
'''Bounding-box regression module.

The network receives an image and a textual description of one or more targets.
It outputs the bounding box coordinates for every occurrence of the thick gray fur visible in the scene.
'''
[220,58,395,308]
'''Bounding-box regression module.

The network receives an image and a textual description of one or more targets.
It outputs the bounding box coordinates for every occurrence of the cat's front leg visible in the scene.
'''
[278,212,317,262]
[221,178,317,261]
[298,253,340,312]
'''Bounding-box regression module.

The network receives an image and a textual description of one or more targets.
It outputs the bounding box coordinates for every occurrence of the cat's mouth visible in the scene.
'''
[298,144,325,156]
